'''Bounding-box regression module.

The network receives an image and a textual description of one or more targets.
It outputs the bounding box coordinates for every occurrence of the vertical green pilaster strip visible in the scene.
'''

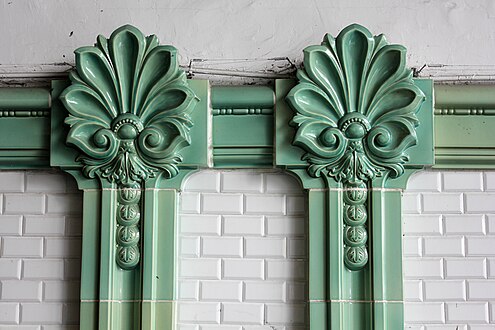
[277,24,434,329]
[51,25,203,329]
[141,185,177,330]
[325,177,372,330]
[98,187,142,330]
[325,182,345,328]
[308,189,327,328]
[80,189,101,329]
[98,188,117,329]
[370,188,404,327]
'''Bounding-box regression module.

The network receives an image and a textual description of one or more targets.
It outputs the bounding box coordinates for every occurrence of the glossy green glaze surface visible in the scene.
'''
[60,25,199,185]
[0,23,485,330]
[49,25,206,330]
[58,25,200,271]
[277,24,434,329]
[286,24,425,183]
[211,86,274,111]
[0,88,51,168]
[211,86,275,167]
[0,87,50,110]
[285,24,427,272]
[434,84,495,168]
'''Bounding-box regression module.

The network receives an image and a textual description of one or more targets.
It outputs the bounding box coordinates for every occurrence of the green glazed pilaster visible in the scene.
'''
[78,185,180,330]
[141,187,178,330]
[50,25,208,329]
[80,190,101,329]
[276,24,434,329]
[98,187,142,329]
[305,174,409,329]
[370,189,403,302]
[324,178,373,329]
[308,189,327,327]
[369,188,405,328]
[78,187,143,330]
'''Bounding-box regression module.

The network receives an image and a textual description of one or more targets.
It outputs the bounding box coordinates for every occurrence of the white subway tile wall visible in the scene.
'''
[403,170,495,329]
[0,171,81,329]
[178,170,308,329]
[1,169,495,329]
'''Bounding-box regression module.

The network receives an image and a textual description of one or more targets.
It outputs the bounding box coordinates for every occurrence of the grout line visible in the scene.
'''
[309,299,404,303]
[83,188,176,192]
[82,299,176,303]
[22,172,27,193]
[308,187,404,192]
[207,84,214,168]
[482,172,487,192]
[439,172,445,192]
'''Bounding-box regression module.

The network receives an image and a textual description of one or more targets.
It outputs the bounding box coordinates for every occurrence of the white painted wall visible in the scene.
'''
[1,0,495,80]
[0,171,81,328]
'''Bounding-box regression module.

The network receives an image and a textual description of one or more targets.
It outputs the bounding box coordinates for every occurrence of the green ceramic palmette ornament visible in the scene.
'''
[60,25,199,270]
[286,24,425,270]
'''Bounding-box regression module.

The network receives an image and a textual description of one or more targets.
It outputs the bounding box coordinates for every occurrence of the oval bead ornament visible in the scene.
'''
[343,187,367,205]
[344,225,368,247]
[344,204,367,226]
[117,225,140,247]
[286,24,425,271]
[118,188,141,205]
[345,122,366,139]
[117,245,140,270]
[116,189,141,270]
[117,204,140,225]
[342,182,369,269]
[345,246,368,270]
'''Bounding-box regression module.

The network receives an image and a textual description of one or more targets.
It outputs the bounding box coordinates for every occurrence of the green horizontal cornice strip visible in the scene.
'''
[211,86,275,167]
[0,87,51,110]
[211,86,275,110]
[212,108,273,115]
[434,84,495,169]
[435,84,495,112]
[0,87,52,169]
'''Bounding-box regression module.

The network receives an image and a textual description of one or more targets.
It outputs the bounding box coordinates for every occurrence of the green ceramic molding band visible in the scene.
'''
[0,88,51,168]
[2,82,495,170]
[433,84,495,168]
[0,87,50,110]
[211,85,275,167]
[435,84,495,113]
[211,85,275,114]
[0,23,490,330]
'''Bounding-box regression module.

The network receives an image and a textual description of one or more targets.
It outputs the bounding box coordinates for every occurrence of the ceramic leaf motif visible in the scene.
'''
[61,25,199,185]
[60,25,199,270]
[286,24,425,270]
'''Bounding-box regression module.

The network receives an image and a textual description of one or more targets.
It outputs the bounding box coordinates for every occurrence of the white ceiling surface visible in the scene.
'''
[0,0,494,78]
